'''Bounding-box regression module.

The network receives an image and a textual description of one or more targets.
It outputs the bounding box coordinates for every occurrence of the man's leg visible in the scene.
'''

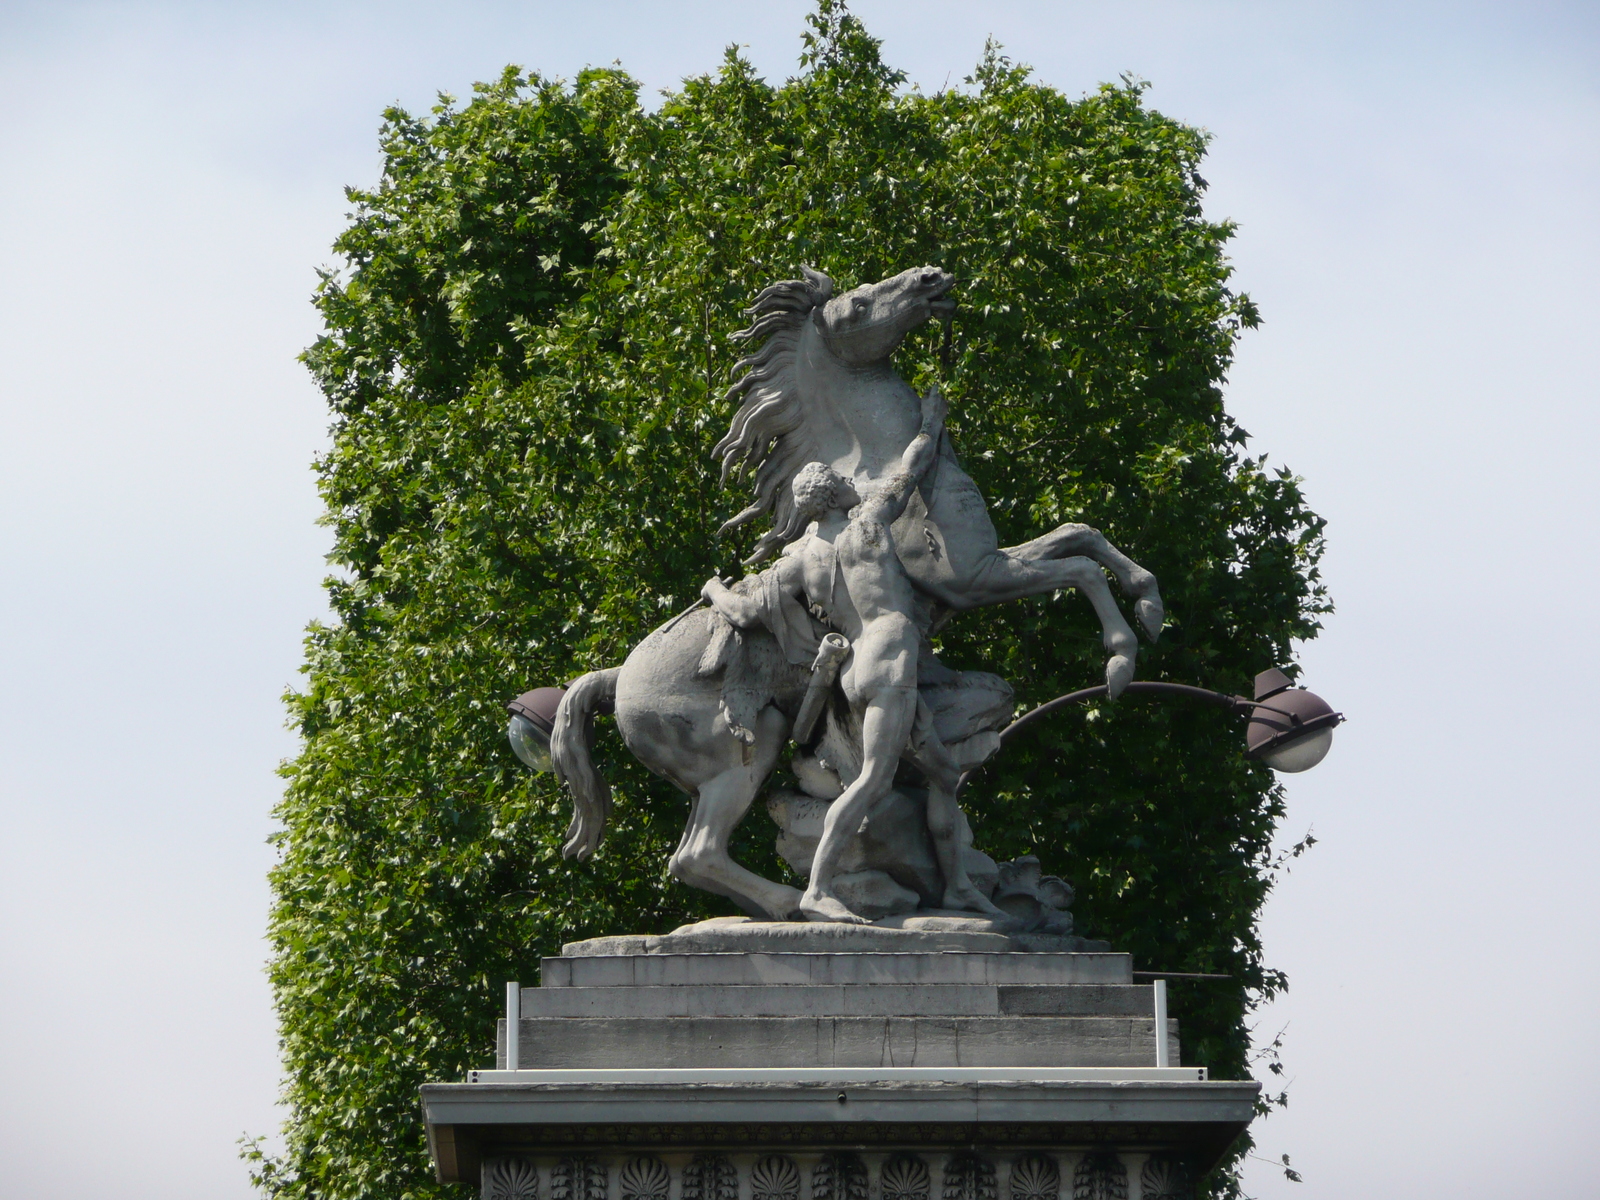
[800,688,917,923]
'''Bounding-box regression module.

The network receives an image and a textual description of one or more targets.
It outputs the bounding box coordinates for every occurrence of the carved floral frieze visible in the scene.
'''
[480,1149,1190,1200]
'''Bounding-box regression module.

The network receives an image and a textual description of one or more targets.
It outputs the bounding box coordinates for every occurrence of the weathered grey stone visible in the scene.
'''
[496,1016,1181,1070]
[423,1079,1256,1188]
[830,871,920,919]
[518,982,1156,1019]
[443,251,1257,1200]
[561,916,1108,958]
[534,267,1164,924]
[539,950,1133,988]
[768,789,1000,907]
[431,942,1237,1199]
[996,985,1155,1016]
[990,859,1076,932]
[722,378,1008,926]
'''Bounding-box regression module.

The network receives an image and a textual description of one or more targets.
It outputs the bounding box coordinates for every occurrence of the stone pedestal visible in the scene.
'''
[422,931,1257,1199]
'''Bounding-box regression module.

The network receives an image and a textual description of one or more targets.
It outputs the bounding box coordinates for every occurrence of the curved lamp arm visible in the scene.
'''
[956,677,1343,797]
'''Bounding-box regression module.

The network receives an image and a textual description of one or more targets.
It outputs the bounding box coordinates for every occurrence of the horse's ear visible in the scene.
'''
[800,265,834,305]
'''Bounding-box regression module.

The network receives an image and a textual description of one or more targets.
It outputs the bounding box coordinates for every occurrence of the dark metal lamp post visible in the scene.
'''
[960,666,1342,796]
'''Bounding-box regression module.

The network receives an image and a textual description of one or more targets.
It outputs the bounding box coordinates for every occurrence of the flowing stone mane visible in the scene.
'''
[713,265,835,564]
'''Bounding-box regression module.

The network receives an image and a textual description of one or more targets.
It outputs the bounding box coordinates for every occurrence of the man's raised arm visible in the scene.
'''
[864,385,948,524]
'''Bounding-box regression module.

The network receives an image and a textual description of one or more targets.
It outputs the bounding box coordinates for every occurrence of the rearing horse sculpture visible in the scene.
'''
[715,264,1164,687]
[549,266,1164,922]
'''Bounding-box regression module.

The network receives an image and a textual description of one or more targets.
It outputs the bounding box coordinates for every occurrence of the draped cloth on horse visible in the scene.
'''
[696,570,827,754]
[695,562,1013,775]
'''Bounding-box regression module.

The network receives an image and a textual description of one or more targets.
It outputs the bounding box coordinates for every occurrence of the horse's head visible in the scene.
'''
[717,263,958,561]
[813,266,955,365]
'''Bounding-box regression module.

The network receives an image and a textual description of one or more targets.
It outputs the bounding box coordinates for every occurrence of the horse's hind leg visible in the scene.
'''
[1001,523,1164,639]
[669,707,803,921]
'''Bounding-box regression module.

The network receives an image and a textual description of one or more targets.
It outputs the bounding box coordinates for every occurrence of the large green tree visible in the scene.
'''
[257,5,1327,1196]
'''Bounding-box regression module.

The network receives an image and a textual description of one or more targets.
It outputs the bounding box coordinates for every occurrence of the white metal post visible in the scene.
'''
[505,980,521,1071]
[1153,978,1169,1068]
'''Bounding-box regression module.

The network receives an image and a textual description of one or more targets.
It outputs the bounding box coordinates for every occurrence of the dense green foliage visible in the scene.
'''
[259,6,1326,1196]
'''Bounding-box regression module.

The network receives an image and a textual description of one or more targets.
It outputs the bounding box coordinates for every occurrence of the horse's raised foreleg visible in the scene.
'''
[949,552,1141,696]
[1001,523,1164,640]
[668,706,804,921]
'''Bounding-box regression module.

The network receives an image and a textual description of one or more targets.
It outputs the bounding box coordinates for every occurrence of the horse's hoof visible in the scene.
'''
[1135,593,1165,641]
[764,888,806,921]
[1105,654,1135,699]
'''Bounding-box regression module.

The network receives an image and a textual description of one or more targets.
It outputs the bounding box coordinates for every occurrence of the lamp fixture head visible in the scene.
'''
[1245,668,1342,773]
[506,687,565,774]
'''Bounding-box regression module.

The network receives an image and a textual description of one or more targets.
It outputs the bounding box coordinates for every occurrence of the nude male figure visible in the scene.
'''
[703,387,1005,924]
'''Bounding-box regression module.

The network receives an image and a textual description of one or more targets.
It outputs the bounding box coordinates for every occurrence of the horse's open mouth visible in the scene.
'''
[928,296,958,317]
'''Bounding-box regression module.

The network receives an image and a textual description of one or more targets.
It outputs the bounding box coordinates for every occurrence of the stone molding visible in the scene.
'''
[459,1122,1201,1147]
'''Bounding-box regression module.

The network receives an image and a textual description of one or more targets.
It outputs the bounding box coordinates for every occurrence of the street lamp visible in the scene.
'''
[957,666,1342,796]
[1243,667,1341,772]
[506,687,565,774]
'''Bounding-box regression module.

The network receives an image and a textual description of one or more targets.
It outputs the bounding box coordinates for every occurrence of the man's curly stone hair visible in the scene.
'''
[766,461,844,549]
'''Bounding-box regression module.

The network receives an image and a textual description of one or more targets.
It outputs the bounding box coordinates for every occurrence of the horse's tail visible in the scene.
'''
[551,666,621,861]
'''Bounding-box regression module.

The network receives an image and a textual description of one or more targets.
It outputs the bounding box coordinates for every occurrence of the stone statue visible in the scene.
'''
[546,266,1164,926]
[702,385,1002,923]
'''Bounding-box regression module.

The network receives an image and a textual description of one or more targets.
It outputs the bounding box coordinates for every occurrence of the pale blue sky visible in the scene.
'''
[1,3,1596,1197]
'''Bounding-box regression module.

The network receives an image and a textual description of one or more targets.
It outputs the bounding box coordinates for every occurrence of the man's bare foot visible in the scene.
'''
[800,889,872,924]
[942,884,1010,920]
